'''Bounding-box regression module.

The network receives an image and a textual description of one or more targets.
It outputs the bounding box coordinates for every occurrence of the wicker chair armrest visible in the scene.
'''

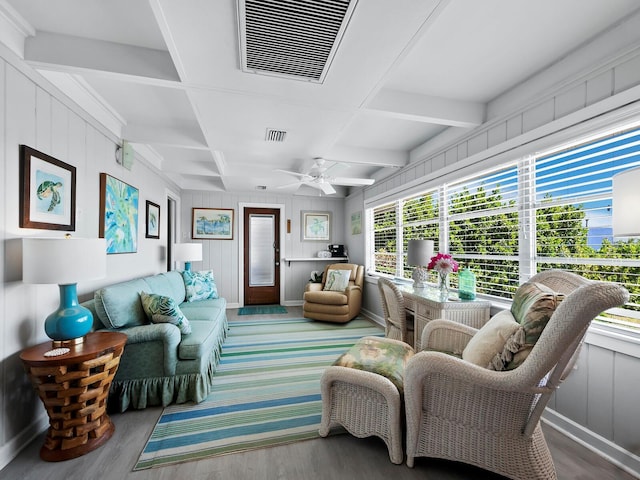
[321,365,401,405]
[405,350,543,399]
[419,319,478,353]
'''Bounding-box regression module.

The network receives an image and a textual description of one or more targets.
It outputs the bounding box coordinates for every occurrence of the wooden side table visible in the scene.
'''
[20,331,127,461]
[397,284,492,348]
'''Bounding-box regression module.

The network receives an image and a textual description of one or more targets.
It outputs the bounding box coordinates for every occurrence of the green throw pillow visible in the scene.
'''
[182,270,219,302]
[323,269,351,292]
[333,336,414,391]
[140,291,191,335]
[503,281,564,370]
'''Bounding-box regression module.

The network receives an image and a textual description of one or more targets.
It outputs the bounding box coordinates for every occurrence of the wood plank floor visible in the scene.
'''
[1,307,635,480]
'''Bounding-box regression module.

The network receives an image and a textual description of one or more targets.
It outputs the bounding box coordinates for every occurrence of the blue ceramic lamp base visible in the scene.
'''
[44,284,94,347]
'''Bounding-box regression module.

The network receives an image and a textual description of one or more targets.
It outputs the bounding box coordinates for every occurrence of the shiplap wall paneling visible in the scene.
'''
[615,54,640,94]
[547,334,591,426]
[612,352,640,453]
[586,345,615,439]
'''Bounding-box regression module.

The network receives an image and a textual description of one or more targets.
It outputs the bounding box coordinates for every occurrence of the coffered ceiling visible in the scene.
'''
[3,0,639,196]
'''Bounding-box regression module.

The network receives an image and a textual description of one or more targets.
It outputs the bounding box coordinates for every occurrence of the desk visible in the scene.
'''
[20,331,126,461]
[397,284,491,348]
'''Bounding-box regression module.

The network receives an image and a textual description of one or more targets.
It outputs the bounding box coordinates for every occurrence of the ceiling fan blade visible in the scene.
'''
[307,181,337,195]
[328,177,375,186]
[274,169,313,180]
[275,181,303,189]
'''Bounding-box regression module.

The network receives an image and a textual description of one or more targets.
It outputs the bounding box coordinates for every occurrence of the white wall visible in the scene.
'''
[0,43,180,469]
[180,190,346,306]
[355,12,640,477]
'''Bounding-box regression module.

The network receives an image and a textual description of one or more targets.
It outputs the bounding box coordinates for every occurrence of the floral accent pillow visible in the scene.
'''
[182,270,219,302]
[323,269,351,292]
[333,336,414,391]
[493,281,565,370]
[140,291,191,335]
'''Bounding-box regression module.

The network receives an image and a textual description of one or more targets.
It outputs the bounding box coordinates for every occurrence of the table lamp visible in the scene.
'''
[612,166,640,236]
[22,236,106,346]
[407,239,434,288]
[174,242,202,272]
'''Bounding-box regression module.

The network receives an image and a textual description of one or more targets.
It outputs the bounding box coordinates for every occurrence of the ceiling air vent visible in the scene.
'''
[238,0,358,83]
[265,128,287,142]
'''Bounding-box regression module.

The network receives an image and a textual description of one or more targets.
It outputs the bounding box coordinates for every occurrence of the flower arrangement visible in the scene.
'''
[427,253,459,275]
[428,253,458,299]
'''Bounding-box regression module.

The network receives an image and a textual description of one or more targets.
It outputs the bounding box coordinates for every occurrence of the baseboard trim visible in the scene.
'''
[542,409,640,479]
[0,414,48,471]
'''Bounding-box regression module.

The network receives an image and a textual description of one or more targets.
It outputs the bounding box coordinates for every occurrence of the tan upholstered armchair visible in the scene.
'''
[404,270,629,479]
[303,263,364,323]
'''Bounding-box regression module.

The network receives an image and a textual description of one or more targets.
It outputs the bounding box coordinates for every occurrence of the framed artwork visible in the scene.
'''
[145,200,160,239]
[19,145,76,231]
[351,211,362,235]
[99,173,139,254]
[301,211,331,241]
[192,208,234,240]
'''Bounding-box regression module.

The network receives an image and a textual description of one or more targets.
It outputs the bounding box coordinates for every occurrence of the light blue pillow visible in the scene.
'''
[140,291,191,335]
[182,270,219,302]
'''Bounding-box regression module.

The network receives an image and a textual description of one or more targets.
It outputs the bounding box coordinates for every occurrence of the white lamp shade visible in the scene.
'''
[613,167,640,237]
[174,243,203,262]
[407,239,434,266]
[23,237,106,285]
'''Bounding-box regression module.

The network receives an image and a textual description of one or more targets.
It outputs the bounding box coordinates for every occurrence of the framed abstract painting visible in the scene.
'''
[19,145,76,231]
[99,173,139,253]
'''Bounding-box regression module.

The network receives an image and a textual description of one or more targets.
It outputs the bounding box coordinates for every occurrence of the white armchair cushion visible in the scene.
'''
[323,269,351,292]
[462,310,522,368]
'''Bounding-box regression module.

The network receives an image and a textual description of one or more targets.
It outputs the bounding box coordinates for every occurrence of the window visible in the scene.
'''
[367,125,640,331]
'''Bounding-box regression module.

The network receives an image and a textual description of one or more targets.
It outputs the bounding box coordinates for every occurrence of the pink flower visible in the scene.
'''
[427,253,459,275]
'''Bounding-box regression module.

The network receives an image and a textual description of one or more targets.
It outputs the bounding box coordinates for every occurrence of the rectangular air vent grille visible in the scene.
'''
[265,128,287,142]
[238,0,357,83]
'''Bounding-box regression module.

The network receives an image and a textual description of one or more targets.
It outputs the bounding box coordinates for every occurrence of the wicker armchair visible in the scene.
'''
[404,270,629,479]
[378,278,414,347]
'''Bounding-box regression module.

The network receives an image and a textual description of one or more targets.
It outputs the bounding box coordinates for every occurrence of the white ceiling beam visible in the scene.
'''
[24,32,181,85]
[0,0,34,58]
[366,88,485,128]
[122,124,209,150]
[326,145,408,168]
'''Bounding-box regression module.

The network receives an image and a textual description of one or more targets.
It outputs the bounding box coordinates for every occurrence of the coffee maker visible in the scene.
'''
[328,244,345,257]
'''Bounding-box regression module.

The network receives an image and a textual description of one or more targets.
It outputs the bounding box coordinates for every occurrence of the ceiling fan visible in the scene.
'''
[275,158,375,195]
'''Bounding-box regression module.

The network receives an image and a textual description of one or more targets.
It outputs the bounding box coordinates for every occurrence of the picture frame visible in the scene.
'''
[99,173,139,254]
[192,208,234,240]
[301,211,331,241]
[19,145,76,231]
[351,210,362,235]
[145,200,160,239]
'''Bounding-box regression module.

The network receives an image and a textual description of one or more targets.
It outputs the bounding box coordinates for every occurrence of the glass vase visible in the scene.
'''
[437,272,450,300]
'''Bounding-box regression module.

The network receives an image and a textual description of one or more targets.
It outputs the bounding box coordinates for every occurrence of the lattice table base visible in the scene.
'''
[20,332,126,461]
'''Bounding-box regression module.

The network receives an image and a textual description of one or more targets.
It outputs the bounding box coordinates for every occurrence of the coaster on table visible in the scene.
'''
[44,347,70,357]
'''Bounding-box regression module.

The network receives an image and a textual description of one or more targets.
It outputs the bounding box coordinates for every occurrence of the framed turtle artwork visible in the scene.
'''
[19,145,76,231]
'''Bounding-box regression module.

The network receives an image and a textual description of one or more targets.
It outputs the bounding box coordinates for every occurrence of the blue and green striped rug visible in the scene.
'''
[134,317,383,470]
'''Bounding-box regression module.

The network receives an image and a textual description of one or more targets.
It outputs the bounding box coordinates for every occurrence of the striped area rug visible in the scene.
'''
[134,317,383,470]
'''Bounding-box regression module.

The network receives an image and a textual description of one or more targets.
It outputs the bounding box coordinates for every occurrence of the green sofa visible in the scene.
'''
[83,270,228,412]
